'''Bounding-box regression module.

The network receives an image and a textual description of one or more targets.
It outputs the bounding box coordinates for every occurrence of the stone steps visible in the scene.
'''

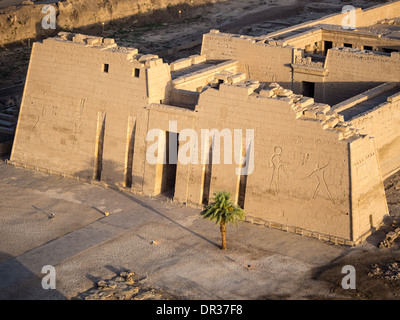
[0,127,15,135]
[0,113,16,122]
[0,105,19,136]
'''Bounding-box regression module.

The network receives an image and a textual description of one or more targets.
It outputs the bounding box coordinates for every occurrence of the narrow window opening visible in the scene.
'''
[134,68,140,78]
[102,64,109,73]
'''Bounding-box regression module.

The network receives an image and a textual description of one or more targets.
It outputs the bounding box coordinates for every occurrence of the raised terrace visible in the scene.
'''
[337,83,400,121]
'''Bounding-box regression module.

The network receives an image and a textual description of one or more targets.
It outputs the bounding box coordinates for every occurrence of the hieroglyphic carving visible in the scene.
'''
[269,146,288,194]
[304,162,335,204]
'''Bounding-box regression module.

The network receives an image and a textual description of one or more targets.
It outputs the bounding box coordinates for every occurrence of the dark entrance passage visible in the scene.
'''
[324,41,333,55]
[160,131,179,198]
[302,81,315,98]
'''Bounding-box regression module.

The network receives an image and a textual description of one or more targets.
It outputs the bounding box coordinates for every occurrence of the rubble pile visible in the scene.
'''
[368,262,400,281]
[379,227,400,248]
[72,270,177,300]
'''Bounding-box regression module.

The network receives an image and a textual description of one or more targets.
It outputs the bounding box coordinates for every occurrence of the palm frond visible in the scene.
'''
[200,191,245,226]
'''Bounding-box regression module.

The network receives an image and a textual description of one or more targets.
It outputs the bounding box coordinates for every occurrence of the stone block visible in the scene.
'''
[316,112,328,121]
[252,217,265,225]
[303,110,317,119]
[219,83,256,96]
[313,103,330,114]
[190,54,207,65]
[170,58,192,71]
[145,59,159,68]
[72,34,87,43]
[228,73,246,84]
[297,97,314,108]
[270,222,282,230]
[323,117,340,129]
[103,38,115,45]
[259,89,275,98]
[275,89,293,97]
[87,38,102,46]
[214,71,234,82]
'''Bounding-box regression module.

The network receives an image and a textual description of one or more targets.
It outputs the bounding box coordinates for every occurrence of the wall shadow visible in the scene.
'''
[117,189,221,249]
[309,246,400,300]
[73,159,220,249]
[0,251,66,299]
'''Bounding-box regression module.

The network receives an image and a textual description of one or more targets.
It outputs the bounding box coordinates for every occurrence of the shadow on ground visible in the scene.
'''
[0,251,66,299]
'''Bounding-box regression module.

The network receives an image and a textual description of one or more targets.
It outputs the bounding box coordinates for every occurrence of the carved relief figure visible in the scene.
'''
[269,146,287,194]
[304,162,335,204]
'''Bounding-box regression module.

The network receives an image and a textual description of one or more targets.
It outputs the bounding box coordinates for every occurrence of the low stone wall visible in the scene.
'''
[243,215,376,247]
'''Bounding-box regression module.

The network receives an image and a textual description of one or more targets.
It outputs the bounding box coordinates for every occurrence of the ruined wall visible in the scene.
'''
[323,49,400,105]
[201,31,294,87]
[321,31,400,52]
[10,31,392,244]
[172,60,240,92]
[198,89,352,239]
[143,80,355,241]
[347,91,400,179]
[10,33,171,187]
[287,29,400,53]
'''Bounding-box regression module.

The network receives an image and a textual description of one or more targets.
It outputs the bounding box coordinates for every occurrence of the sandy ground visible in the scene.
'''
[1,158,400,300]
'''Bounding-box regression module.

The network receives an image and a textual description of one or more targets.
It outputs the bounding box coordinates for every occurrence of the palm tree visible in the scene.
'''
[200,191,245,250]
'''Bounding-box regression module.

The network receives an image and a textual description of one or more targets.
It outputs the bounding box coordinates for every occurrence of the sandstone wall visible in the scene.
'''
[201,32,294,87]
[287,29,400,53]
[140,80,368,241]
[345,89,400,179]
[349,135,388,241]
[323,50,400,105]
[10,32,392,244]
[10,34,171,188]
[192,86,353,240]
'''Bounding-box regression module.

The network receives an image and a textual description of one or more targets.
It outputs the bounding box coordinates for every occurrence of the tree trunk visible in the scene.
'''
[220,220,227,250]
